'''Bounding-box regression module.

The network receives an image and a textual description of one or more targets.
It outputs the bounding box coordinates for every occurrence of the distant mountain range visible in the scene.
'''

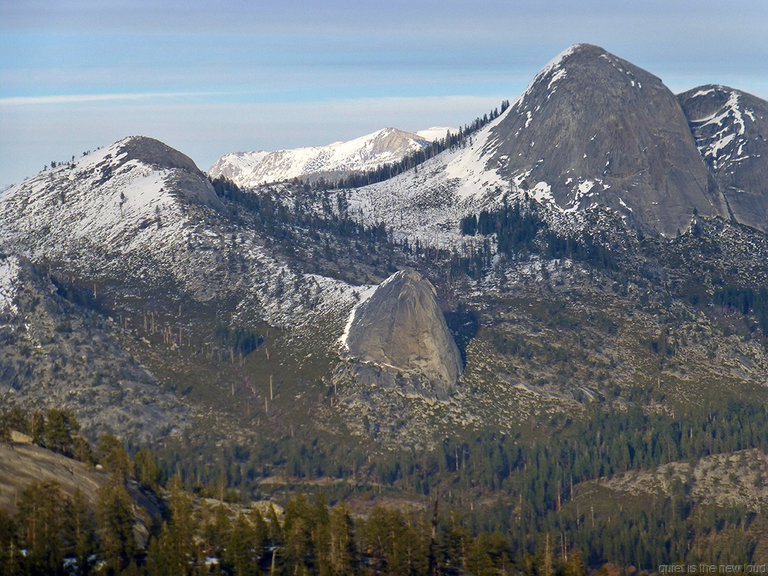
[209,126,452,187]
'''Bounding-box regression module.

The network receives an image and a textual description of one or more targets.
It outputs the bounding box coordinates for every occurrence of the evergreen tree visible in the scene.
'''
[133,448,162,491]
[225,512,260,576]
[30,411,45,445]
[203,503,232,560]
[328,504,358,576]
[43,408,79,456]
[17,480,67,575]
[0,508,23,576]
[96,434,132,482]
[283,494,316,575]
[164,475,196,575]
[63,488,96,576]
[95,477,135,574]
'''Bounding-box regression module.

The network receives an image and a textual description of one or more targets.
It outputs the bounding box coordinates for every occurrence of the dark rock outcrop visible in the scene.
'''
[343,269,462,401]
[678,85,768,232]
[489,43,728,236]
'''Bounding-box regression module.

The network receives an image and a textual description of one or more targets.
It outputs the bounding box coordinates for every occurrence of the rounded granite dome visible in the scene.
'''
[344,269,462,400]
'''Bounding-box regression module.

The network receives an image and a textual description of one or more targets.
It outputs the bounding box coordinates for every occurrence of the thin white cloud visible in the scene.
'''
[0,91,224,106]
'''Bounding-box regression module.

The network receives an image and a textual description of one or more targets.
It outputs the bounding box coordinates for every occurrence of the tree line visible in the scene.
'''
[3,393,768,572]
[302,100,511,190]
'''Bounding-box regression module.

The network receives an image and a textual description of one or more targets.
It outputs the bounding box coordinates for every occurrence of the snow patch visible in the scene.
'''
[530,181,553,205]
[0,255,20,316]
[339,283,378,350]
[416,127,456,141]
[690,87,716,99]
[618,197,633,212]
[548,68,567,90]
[709,133,736,159]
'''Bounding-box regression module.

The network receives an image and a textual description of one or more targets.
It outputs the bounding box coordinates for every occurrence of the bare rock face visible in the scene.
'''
[678,85,768,233]
[343,270,462,401]
[489,43,728,236]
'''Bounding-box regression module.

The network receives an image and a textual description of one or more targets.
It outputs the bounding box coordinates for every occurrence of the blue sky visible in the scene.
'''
[1,0,767,185]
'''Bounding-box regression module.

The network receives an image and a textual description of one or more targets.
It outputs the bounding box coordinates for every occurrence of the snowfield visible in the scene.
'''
[209,127,436,188]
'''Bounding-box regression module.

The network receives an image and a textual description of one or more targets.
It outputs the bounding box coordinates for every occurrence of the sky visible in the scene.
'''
[1,0,767,185]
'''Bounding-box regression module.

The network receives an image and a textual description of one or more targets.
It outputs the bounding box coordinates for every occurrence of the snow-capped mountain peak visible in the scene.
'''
[209,127,435,187]
[0,136,220,267]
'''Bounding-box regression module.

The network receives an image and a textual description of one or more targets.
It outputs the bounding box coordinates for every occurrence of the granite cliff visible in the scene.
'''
[342,269,462,402]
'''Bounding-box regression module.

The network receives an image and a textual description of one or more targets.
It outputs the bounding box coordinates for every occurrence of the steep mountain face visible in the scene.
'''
[342,269,462,401]
[486,43,726,236]
[679,85,768,232]
[0,256,187,442]
[209,127,433,187]
[342,45,767,246]
[0,136,364,442]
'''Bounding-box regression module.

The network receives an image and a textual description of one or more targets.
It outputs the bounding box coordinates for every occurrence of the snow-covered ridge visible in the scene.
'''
[0,136,365,336]
[0,138,192,255]
[209,127,436,188]
[339,105,516,250]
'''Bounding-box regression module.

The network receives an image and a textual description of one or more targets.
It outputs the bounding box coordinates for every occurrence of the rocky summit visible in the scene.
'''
[343,269,462,401]
[488,43,727,236]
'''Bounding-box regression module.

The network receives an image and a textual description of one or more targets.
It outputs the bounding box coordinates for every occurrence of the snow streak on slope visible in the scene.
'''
[0,255,20,316]
[209,128,433,188]
[687,88,756,171]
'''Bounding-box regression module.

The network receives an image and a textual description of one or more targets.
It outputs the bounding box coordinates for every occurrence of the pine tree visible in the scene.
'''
[43,408,79,456]
[283,494,315,575]
[0,508,23,576]
[17,480,67,574]
[203,503,232,560]
[133,448,162,491]
[97,434,132,482]
[63,488,96,576]
[164,475,195,575]
[328,504,358,576]
[225,512,259,576]
[96,478,135,574]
